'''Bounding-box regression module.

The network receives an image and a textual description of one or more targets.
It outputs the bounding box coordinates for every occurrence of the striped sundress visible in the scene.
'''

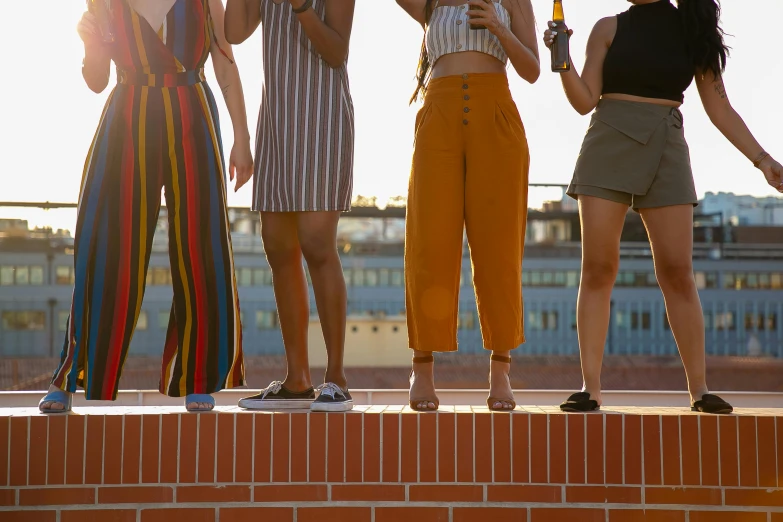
[252,0,355,212]
[50,0,245,400]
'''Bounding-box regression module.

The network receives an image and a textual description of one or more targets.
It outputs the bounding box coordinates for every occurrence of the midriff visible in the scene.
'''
[431,51,506,79]
[602,92,681,108]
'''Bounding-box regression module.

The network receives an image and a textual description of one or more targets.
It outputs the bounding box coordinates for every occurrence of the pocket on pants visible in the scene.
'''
[494,100,526,144]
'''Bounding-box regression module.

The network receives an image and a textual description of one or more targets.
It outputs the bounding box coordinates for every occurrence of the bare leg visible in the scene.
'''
[410,349,437,410]
[260,212,312,392]
[297,211,348,389]
[639,205,709,403]
[575,196,628,406]
[489,350,514,409]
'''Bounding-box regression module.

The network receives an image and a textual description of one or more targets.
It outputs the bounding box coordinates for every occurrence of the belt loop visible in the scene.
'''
[669,107,683,129]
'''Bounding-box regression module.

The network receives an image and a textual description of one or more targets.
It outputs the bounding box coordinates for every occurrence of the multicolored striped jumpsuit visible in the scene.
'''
[50,0,245,400]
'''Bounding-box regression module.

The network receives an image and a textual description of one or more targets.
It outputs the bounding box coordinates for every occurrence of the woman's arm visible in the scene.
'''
[288,0,356,68]
[696,71,783,191]
[209,0,254,191]
[396,0,428,26]
[77,12,111,93]
[543,17,615,115]
[476,0,540,84]
[224,0,262,45]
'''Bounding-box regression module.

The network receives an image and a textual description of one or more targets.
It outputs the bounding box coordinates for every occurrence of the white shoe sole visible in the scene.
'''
[238,398,314,410]
[310,400,354,412]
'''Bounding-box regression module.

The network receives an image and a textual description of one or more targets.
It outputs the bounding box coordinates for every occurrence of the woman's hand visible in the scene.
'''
[466,0,504,35]
[543,20,572,50]
[77,11,105,48]
[758,156,783,193]
[230,138,254,192]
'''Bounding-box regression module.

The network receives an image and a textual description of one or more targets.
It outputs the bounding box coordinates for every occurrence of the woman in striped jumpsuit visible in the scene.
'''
[225,0,356,412]
[38,0,253,413]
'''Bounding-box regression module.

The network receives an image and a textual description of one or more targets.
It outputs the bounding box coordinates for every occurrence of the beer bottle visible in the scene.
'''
[469,0,487,31]
[551,0,570,72]
[86,0,115,44]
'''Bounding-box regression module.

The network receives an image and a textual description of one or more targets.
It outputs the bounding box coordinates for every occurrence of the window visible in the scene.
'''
[0,266,13,286]
[30,266,44,285]
[542,272,554,286]
[566,271,579,288]
[353,269,365,287]
[458,311,476,330]
[342,269,352,286]
[771,274,782,290]
[745,312,778,332]
[617,311,650,330]
[58,311,70,332]
[136,311,148,331]
[646,272,658,286]
[379,269,390,286]
[723,273,735,290]
[746,273,759,289]
[704,272,718,289]
[365,270,379,287]
[391,269,403,287]
[238,268,252,287]
[554,271,566,286]
[256,310,278,330]
[14,266,29,285]
[152,267,171,286]
[1,311,46,331]
[254,268,272,286]
[759,274,771,290]
[56,266,72,285]
[715,312,735,331]
[531,272,541,286]
[542,311,558,330]
[158,311,170,329]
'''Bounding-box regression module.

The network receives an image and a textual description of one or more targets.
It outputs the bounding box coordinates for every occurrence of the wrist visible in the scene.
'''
[233,128,251,142]
[753,151,770,169]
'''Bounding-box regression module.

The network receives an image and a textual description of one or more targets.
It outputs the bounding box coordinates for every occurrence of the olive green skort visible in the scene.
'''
[567,98,698,211]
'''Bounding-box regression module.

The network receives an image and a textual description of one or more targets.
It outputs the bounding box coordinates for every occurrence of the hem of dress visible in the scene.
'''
[251,206,353,213]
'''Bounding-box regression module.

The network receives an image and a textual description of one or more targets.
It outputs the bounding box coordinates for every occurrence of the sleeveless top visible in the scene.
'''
[426,1,511,66]
[602,0,694,103]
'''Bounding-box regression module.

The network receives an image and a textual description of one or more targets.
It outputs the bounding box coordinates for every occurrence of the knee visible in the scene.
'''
[655,261,695,294]
[300,233,338,268]
[261,230,300,269]
[581,258,619,290]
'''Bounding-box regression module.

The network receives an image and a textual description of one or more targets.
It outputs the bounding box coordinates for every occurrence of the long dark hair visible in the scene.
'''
[410,0,436,104]
[676,0,730,78]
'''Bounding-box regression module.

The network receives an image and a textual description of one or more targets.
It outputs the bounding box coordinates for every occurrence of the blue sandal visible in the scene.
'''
[185,394,215,412]
[38,390,73,414]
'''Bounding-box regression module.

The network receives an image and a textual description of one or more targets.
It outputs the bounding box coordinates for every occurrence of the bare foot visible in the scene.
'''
[489,358,515,410]
[409,360,438,411]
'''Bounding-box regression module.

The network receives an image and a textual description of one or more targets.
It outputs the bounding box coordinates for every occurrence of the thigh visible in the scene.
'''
[638,204,694,267]
[260,212,301,252]
[579,195,628,265]
[296,212,341,247]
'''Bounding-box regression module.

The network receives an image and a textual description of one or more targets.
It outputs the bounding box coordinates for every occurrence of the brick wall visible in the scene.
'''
[1,407,781,521]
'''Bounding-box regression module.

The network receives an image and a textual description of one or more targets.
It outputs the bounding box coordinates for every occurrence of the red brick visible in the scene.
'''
[725,488,783,507]
[455,412,473,483]
[437,412,456,482]
[511,414,529,483]
[289,413,308,483]
[84,416,104,485]
[531,508,605,522]
[220,507,293,522]
[141,508,215,522]
[624,415,642,485]
[197,413,216,483]
[9,417,28,486]
[680,415,700,486]
[297,507,371,522]
[177,485,251,503]
[661,416,681,486]
[98,486,173,504]
[0,417,8,486]
[327,413,346,483]
[28,416,48,485]
[382,413,400,482]
[475,413,492,483]
[549,414,566,483]
[47,415,66,486]
[778,417,783,488]
[566,485,641,504]
[410,484,483,502]
[757,417,777,488]
[699,416,719,487]
[530,414,547,483]
[331,484,406,501]
[66,415,86,485]
[487,485,561,503]
[586,413,604,484]
[689,512,766,522]
[772,514,783,522]
[419,412,437,482]
[179,414,197,484]
[62,509,136,522]
[493,413,512,483]
[103,415,123,485]
[718,416,739,487]
[0,488,15,506]
[605,414,623,485]
[567,414,586,484]
[253,413,272,483]
[0,512,56,522]
[737,416,758,487]
[645,487,722,505]
[609,510,686,522]
[160,414,179,484]
[253,484,328,502]
[141,415,160,484]
[271,413,290,482]
[643,415,662,486]
[362,412,380,482]
[19,486,96,506]
[454,507,526,522]
[216,413,235,483]
[376,507,449,522]
[122,415,141,484]
[234,414,253,483]
[401,413,418,483]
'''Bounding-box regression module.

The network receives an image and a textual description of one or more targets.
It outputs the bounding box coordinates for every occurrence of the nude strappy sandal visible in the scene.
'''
[409,354,439,411]
[487,354,516,411]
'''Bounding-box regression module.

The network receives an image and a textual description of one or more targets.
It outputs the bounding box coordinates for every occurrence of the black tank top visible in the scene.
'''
[602,0,694,103]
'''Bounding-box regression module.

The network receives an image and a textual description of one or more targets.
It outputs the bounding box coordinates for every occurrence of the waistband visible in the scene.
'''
[426,73,511,98]
[597,98,683,128]
[117,68,206,87]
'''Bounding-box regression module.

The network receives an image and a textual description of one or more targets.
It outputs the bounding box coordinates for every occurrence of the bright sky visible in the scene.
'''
[1,0,781,230]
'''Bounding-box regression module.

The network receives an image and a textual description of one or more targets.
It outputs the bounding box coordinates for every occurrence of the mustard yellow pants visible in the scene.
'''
[405,73,529,352]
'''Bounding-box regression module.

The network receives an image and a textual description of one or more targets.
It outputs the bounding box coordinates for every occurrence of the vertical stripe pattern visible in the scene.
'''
[51,0,245,400]
[252,0,355,212]
[426,0,511,66]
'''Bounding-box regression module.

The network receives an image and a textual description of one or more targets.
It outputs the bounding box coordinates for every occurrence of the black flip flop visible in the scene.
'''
[559,392,600,412]
[691,393,733,414]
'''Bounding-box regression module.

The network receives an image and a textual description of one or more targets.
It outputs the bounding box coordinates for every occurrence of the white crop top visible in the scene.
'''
[426,1,511,66]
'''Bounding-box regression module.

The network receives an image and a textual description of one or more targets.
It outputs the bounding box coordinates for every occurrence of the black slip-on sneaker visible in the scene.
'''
[238,381,315,410]
[311,382,354,412]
